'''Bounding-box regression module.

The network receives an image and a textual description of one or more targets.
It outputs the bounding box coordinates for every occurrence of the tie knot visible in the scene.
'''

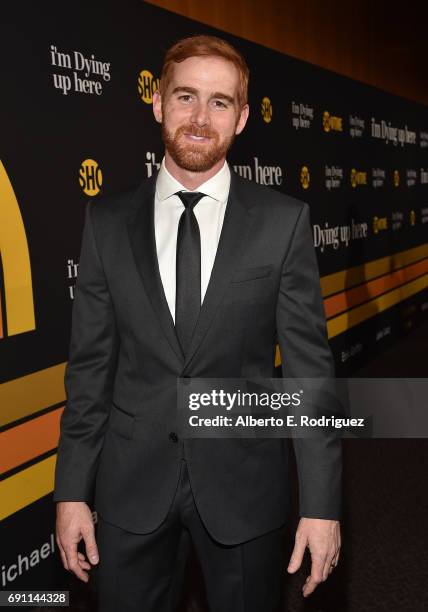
[175,191,205,211]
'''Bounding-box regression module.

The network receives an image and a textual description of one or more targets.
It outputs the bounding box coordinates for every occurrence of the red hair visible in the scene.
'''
[160,35,249,108]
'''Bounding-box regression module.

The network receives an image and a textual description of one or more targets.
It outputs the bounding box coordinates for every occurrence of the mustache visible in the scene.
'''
[176,125,218,139]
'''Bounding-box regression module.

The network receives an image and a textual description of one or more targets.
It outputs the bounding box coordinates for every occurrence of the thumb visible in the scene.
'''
[82,526,99,564]
[287,533,307,573]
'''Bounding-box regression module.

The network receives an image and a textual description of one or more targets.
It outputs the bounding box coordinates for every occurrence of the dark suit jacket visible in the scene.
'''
[54,168,342,544]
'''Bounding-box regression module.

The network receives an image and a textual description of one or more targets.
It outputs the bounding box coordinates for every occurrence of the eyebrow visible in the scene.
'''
[171,86,235,105]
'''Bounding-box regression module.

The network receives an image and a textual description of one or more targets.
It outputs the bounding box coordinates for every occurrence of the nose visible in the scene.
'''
[190,101,210,127]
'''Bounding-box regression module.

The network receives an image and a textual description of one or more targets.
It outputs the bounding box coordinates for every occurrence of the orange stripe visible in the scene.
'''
[324,257,428,319]
[0,407,63,475]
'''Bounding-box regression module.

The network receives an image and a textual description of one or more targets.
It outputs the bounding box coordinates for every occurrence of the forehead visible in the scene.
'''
[168,55,240,97]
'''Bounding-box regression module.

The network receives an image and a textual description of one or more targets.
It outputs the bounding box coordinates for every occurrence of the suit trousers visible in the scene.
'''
[96,458,284,612]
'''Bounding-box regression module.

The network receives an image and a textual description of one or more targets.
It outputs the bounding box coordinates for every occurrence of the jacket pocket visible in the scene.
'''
[231,265,272,283]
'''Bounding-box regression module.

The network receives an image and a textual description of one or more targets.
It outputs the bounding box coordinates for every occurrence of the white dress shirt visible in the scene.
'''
[154,157,231,323]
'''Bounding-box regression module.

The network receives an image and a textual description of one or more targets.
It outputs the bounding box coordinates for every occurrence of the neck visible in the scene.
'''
[164,152,225,190]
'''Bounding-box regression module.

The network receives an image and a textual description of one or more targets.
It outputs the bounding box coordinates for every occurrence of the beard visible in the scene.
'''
[161,122,236,172]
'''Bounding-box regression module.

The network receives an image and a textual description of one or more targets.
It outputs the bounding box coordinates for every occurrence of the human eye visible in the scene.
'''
[178,93,194,103]
[212,99,228,109]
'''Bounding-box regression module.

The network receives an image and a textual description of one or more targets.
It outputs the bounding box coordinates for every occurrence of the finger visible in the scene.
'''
[77,552,91,570]
[302,573,323,597]
[302,554,326,597]
[328,547,340,576]
[56,537,69,571]
[322,553,336,581]
[59,547,70,571]
[303,574,322,597]
[287,532,307,573]
[64,544,89,582]
[334,544,341,565]
[78,559,92,570]
[329,545,340,568]
[82,525,99,565]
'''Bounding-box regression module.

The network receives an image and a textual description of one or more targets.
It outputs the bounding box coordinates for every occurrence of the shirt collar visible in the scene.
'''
[156,156,231,203]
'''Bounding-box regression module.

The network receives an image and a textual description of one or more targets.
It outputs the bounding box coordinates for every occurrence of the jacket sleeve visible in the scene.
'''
[54,200,119,503]
[275,202,342,520]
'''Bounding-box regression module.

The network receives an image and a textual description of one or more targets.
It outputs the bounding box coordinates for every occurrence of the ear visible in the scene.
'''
[235,104,249,135]
[153,89,163,124]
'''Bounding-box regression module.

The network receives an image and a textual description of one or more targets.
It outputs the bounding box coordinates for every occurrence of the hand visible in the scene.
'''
[56,501,99,582]
[287,517,341,597]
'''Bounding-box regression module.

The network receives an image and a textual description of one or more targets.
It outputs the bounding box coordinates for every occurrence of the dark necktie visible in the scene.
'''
[174,190,205,355]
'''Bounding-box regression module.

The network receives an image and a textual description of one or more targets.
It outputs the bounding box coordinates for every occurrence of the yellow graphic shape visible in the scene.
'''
[322,111,330,132]
[0,455,56,521]
[300,165,310,189]
[327,273,428,339]
[320,242,428,297]
[79,159,102,196]
[0,362,66,428]
[138,69,159,104]
[261,97,272,123]
[0,161,36,337]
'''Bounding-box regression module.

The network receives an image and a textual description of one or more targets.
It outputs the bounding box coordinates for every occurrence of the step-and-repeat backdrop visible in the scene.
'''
[1,0,427,590]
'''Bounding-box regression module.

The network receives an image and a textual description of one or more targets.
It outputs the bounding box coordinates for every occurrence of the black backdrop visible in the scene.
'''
[1,0,427,591]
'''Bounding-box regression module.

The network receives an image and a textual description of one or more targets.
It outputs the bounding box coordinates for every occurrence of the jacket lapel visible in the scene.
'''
[182,171,256,371]
[127,170,257,372]
[127,174,185,364]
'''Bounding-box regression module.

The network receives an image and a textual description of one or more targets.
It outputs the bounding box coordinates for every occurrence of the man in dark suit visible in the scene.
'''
[54,34,342,611]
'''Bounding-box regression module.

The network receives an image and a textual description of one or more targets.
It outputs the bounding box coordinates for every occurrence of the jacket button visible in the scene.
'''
[169,432,178,443]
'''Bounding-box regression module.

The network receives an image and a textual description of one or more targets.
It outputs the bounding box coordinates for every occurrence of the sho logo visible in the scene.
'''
[372,216,388,234]
[138,70,160,104]
[79,159,102,196]
[261,97,272,123]
[323,111,343,132]
[300,165,310,189]
[350,168,367,188]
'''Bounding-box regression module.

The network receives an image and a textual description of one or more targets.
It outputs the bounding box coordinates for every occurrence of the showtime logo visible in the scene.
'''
[79,159,102,196]
[261,97,273,123]
[350,168,367,188]
[138,70,160,104]
[372,216,388,234]
[323,111,343,133]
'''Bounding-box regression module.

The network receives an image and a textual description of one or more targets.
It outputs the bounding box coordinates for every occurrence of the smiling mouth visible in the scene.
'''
[184,133,211,141]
